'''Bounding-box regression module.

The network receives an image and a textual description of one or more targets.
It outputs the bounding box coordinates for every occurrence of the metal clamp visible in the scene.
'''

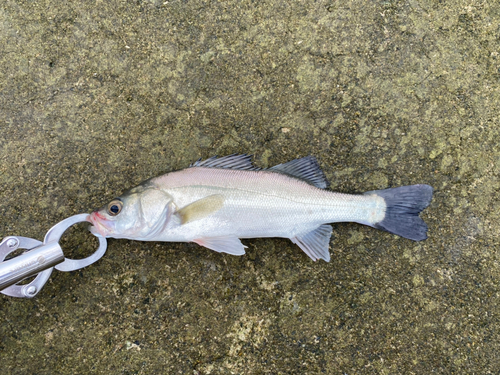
[0,214,107,298]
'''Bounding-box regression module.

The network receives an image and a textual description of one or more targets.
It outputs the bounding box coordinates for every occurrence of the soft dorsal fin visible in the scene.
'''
[176,195,225,224]
[190,154,260,170]
[269,156,329,189]
[291,224,332,262]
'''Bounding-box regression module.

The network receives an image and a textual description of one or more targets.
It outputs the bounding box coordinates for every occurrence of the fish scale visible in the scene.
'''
[152,167,378,237]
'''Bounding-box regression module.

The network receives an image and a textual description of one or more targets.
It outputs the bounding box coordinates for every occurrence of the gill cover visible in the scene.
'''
[93,187,174,240]
[133,188,174,240]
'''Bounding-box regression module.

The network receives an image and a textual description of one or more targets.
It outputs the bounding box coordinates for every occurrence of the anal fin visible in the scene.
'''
[193,236,247,256]
[291,224,332,262]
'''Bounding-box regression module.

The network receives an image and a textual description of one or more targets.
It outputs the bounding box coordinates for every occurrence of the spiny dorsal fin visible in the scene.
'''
[176,195,225,224]
[269,156,329,189]
[190,154,260,171]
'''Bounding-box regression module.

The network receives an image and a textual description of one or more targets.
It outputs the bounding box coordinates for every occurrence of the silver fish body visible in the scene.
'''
[89,155,433,261]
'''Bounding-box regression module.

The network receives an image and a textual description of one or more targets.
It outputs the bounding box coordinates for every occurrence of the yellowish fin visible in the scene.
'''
[176,194,224,224]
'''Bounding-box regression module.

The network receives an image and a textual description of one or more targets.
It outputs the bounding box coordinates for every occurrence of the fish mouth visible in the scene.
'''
[88,211,113,237]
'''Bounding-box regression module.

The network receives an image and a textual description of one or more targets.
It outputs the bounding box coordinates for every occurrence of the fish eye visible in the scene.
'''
[107,199,123,216]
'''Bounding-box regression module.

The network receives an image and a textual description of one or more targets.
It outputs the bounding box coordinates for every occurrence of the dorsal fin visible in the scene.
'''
[269,156,329,189]
[190,154,260,170]
[190,154,329,188]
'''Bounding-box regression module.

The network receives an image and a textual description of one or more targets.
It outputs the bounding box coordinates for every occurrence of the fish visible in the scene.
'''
[88,154,433,262]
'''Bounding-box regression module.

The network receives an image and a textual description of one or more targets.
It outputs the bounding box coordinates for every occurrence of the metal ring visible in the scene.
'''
[0,236,54,298]
[43,213,108,272]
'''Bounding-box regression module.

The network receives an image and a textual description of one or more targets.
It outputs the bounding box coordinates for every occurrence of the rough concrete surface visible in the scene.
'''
[1,0,500,373]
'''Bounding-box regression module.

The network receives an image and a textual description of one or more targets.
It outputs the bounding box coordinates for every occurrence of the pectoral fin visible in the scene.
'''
[193,236,247,255]
[176,194,224,224]
[291,224,332,262]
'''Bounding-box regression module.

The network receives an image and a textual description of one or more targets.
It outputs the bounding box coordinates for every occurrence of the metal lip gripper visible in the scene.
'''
[0,214,107,298]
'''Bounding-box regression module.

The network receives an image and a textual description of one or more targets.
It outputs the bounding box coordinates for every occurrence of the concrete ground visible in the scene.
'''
[1,0,499,373]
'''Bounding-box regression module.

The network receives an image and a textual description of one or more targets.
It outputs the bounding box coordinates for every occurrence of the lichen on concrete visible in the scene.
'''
[1,0,500,373]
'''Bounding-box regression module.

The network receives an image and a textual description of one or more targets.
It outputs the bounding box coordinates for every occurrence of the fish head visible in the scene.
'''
[89,184,174,240]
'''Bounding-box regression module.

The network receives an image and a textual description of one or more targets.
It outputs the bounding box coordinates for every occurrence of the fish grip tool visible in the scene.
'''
[0,214,107,298]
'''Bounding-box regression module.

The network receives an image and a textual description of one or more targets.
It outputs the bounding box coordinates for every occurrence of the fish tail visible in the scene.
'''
[364,184,433,241]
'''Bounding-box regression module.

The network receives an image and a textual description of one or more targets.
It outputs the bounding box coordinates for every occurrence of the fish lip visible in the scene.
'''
[88,211,112,237]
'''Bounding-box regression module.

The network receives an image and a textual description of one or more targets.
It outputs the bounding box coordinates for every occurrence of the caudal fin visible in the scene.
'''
[365,184,433,241]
